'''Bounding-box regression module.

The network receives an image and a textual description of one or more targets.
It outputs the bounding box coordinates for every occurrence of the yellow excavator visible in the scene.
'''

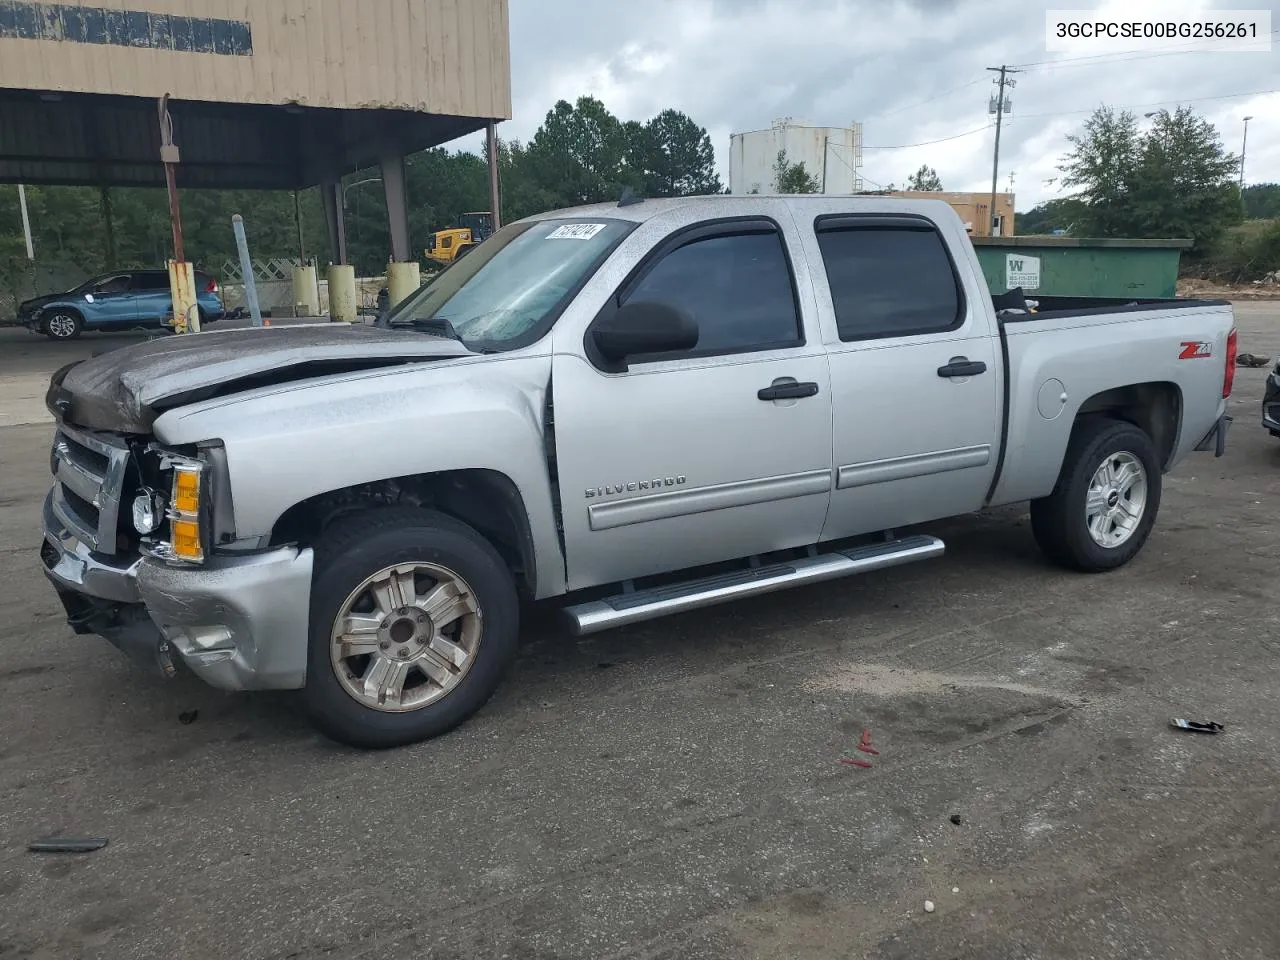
[425,212,494,267]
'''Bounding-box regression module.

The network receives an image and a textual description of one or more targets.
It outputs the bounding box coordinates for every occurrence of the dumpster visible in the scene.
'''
[971,236,1193,299]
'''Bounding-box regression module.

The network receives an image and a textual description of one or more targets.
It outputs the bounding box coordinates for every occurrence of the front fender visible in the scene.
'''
[151,353,567,598]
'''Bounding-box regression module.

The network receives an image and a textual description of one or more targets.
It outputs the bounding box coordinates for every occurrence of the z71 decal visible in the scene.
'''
[1179,341,1214,360]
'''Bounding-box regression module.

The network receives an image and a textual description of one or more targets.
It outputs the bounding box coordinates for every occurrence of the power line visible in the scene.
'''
[868,77,987,120]
[862,124,994,150]
[1008,86,1280,121]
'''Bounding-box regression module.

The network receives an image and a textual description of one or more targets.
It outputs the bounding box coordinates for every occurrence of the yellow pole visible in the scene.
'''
[167,259,199,334]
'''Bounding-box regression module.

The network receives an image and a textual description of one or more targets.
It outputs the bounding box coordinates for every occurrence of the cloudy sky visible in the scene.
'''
[461,0,1278,211]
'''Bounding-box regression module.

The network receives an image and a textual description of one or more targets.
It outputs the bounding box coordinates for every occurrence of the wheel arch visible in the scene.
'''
[1071,380,1182,471]
[270,469,538,599]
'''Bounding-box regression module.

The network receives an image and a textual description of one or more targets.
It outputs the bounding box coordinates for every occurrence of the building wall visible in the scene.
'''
[0,0,511,119]
[889,191,1015,237]
[730,120,863,195]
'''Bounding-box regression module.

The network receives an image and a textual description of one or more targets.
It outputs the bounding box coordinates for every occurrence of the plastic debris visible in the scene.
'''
[29,836,108,853]
[840,757,873,769]
[1170,718,1224,734]
[952,887,960,894]
[949,814,962,825]
[857,729,880,755]
[924,900,935,913]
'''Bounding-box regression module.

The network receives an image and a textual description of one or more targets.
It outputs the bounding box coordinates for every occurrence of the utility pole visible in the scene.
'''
[1240,116,1253,190]
[986,64,1019,237]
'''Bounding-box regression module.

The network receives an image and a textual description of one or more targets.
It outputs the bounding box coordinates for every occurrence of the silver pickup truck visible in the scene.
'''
[40,196,1236,748]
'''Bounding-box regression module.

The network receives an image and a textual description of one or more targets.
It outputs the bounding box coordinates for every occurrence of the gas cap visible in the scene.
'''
[1037,379,1067,420]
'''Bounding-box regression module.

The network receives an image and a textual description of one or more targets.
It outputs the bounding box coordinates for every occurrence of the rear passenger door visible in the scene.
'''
[806,213,1003,540]
[130,271,174,324]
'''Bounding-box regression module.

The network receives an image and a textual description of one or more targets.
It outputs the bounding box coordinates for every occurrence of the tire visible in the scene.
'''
[304,507,519,749]
[42,309,83,340]
[1030,417,1162,573]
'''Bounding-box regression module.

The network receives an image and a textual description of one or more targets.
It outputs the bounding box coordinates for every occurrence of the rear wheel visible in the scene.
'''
[42,310,83,340]
[304,508,520,749]
[1030,418,1161,572]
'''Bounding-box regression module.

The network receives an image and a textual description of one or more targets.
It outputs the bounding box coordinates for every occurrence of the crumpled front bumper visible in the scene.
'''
[41,489,314,691]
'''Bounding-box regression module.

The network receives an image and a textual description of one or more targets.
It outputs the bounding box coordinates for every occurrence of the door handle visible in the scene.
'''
[758,380,820,401]
[936,357,987,378]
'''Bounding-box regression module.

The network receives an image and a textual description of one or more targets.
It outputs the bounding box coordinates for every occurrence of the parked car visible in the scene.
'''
[39,196,1236,749]
[17,269,224,340]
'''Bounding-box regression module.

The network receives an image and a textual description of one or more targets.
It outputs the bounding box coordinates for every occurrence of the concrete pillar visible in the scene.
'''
[386,260,420,308]
[327,264,357,323]
[380,153,411,264]
[320,180,347,265]
[292,262,320,316]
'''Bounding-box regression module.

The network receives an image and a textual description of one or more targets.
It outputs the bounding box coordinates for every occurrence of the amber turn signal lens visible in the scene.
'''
[172,466,201,515]
[170,519,203,562]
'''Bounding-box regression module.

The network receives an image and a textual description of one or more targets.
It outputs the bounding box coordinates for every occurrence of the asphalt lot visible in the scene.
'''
[0,304,1278,959]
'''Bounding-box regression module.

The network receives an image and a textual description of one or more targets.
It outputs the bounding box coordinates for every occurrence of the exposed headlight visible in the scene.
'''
[167,462,205,563]
[132,491,161,534]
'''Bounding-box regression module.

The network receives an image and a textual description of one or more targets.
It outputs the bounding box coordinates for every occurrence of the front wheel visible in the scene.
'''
[1030,418,1162,572]
[304,508,519,749]
[42,310,83,340]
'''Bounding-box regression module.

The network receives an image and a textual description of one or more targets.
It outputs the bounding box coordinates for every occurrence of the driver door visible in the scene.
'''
[550,213,834,591]
[85,274,137,327]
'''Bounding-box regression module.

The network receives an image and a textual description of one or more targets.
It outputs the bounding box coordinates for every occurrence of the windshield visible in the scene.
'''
[382,217,634,350]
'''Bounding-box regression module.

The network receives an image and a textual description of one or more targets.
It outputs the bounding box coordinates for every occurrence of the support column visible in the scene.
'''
[380,153,411,263]
[487,121,502,230]
[320,179,347,265]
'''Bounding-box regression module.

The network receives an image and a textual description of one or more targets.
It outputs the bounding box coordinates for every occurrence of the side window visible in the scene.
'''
[94,275,131,294]
[621,228,801,355]
[815,224,963,341]
[131,272,169,292]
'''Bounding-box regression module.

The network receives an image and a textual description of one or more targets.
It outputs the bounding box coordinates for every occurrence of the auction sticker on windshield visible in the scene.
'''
[546,223,607,240]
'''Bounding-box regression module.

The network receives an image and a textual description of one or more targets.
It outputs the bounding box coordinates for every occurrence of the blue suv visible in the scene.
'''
[17,269,225,340]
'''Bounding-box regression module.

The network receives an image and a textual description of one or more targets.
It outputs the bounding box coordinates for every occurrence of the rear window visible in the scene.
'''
[815,222,964,341]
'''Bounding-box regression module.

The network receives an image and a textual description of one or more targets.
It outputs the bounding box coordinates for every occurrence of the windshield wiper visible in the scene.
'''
[408,317,464,342]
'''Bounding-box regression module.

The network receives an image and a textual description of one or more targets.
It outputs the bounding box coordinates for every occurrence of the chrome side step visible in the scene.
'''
[562,534,945,636]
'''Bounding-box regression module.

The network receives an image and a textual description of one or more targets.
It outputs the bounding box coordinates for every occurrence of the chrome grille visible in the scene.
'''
[50,424,130,555]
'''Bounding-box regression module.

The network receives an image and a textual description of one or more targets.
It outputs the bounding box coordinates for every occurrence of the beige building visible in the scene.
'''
[0,0,512,263]
[889,191,1016,237]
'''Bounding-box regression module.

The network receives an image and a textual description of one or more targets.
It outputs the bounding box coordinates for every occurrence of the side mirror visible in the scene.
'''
[592,301,698,366]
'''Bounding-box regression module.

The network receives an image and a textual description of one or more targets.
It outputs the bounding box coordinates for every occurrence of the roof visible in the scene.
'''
[521,193,971,226]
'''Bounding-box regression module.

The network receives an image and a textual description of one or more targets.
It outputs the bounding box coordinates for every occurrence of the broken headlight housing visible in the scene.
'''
[140,448,208,565]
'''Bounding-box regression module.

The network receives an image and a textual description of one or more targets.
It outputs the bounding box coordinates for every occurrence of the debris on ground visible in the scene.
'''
[840,757,873,768]
[924,900,935,913]
[1236,353,1272,368]
[178,710,199,725]
[952,886,960,894]
[949,814,963,825]
[1170,718,1225,734]
[29,836,109,853]
[856,730,880,755]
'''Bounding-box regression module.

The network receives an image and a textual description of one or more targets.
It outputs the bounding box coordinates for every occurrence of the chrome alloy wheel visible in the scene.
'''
[329,562,482,712]
[46,313,78,338]
[1084,451,1148,548]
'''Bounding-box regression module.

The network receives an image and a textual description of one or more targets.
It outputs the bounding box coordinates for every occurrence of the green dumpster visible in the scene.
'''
[971,236,1193,299]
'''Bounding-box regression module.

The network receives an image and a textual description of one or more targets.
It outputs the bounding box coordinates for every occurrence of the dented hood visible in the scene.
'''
[51,323,471,433]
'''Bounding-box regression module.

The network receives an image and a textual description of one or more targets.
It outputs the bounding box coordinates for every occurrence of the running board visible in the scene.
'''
[562,534,945,636]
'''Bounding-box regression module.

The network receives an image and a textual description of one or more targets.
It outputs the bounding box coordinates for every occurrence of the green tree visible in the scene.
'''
[906,164,944,191]
[1058,105,1240,249]
[1130,107,1241,250]
[524,96,631,207]
[1016,197,1085,235]
[1242,182,1280,220]
[1059,106,1142,237]
[772,151,821,194]
[626,109,722,197]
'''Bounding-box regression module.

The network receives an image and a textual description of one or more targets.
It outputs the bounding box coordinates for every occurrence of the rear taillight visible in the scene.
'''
[204,278,218,294]
[1223,328,1238,398]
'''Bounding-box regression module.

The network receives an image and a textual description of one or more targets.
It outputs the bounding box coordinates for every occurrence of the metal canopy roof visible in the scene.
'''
[0,89,488,189]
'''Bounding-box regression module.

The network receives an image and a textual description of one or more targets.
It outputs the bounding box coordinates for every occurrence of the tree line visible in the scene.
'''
[0,96,721,280]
